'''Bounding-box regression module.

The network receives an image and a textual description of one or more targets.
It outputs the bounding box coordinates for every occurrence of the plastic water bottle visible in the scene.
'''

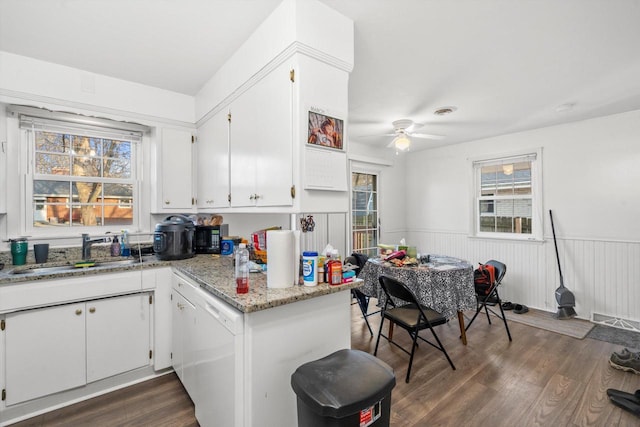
[235,243,250,294]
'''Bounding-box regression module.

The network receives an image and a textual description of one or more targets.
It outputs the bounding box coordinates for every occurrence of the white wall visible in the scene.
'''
[0,51,194,124]
[400,109,640,322]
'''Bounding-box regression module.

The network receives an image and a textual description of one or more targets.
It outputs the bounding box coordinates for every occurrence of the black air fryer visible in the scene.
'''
[153,215,195,260]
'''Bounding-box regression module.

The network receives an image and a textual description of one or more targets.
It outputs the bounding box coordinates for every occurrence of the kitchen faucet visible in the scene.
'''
[81,233,110,260]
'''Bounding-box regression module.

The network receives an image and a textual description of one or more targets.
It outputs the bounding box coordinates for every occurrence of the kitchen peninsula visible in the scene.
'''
[0,255,362,426]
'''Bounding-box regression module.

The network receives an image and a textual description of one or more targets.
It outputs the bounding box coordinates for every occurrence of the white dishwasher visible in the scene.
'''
[174,273,244,427]
[194,285,244,427]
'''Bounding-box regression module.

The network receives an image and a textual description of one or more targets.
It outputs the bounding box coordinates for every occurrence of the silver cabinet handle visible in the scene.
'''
[89,307,96,313]
[164,200,170,205]
[75,309,82,315]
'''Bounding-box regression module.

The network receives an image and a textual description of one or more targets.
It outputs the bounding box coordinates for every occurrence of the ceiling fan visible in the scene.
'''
[385,119,445,151]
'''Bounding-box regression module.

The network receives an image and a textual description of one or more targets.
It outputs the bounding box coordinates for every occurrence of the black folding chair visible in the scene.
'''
[374,275,455,383]
[464,260,512,341]
[344,253,378,336]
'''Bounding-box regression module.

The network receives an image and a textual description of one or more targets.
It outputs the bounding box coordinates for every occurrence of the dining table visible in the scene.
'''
[358,255,477,345]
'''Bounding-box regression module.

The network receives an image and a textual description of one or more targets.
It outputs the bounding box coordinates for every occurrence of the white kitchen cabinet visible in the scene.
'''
[155,128,195,212]
[4,292,151,406]
[86,293,151,383]
[196,109,230,209]
[229,61,294,208]
[152,267,173,370]
[171,277,196,388]
[5,303,86,406]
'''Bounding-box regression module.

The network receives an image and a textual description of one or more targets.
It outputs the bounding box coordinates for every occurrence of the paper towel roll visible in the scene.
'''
[267,230,299,288]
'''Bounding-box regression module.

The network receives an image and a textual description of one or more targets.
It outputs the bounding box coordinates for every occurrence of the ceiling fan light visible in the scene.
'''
[393,135,411,151]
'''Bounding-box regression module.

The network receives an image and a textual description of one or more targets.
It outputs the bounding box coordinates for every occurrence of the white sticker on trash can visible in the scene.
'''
[359,400,382,427]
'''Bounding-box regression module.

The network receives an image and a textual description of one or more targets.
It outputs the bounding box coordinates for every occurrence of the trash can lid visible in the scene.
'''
[291,349,396,418]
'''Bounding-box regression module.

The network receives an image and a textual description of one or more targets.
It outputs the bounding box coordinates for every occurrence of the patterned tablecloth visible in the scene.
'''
[359,255,477,320]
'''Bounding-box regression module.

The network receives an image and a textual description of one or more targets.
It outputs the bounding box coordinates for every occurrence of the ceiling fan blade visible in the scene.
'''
[358,133,396,139]
[410,132,445,140]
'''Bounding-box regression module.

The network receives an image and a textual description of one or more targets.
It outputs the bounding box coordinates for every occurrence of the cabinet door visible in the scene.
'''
[253,62,293,207]
[230,62,293,207]
[86,293,151,383]
[5,303,86,406]
[171,288,195,383]
[229,86,259,207]
[196,109,230,209]
[161,128,194,210]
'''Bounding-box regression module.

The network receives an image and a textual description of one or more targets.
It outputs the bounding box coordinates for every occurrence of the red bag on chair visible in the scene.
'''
[474,263,496,295]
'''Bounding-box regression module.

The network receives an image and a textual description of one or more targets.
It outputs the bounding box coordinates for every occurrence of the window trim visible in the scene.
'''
[19,119,142,237]
[470,147,543,241]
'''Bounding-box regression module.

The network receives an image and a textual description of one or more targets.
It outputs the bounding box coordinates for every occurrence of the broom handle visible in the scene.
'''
[549,210,565,288]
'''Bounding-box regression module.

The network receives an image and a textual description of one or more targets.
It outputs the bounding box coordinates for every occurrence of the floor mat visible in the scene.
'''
[587,324,640,350]
[492,307,595,339]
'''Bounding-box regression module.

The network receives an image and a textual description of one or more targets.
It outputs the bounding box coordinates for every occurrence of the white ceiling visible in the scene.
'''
[2,0,640,150]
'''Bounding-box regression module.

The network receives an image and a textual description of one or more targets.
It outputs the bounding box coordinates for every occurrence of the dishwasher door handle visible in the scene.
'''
[204,302,221,320]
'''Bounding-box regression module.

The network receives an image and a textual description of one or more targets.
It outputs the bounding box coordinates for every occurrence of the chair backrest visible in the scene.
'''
[378,275,420,307]
[484,260,506,285]
[344,252,369,277]
[351,252,369,269]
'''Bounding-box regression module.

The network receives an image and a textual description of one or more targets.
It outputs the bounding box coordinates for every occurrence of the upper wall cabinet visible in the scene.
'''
[196,109,230,210]
[229,62,294,208]
[153,128,195,213]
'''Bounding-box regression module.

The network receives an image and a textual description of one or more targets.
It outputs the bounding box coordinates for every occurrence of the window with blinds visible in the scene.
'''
[10,105,148,231]
[473,151,542,240]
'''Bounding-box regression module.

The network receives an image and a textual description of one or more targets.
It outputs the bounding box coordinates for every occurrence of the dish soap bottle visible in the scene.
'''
[110,236,121,257]
[235,243,250,294]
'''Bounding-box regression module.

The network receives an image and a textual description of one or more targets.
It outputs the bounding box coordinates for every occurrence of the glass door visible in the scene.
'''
[351,172,379,257]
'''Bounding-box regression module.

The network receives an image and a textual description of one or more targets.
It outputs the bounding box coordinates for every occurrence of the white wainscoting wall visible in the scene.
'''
[409,230,640,324]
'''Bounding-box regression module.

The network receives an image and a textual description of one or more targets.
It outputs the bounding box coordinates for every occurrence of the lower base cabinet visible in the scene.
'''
[4,293,151,406]
[171,273,352,427]
[5,302,86,406]
[86,293,151,383]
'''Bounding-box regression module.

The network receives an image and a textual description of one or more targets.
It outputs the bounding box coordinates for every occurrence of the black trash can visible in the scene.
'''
[291,349,396,427]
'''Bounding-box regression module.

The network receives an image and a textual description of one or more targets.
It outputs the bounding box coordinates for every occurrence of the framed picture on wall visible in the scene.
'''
[307,111,344,150]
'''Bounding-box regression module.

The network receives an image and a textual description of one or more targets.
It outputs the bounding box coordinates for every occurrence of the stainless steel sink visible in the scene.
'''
[93,259,145,268]
[10,265,76,275]
[10,257,154,275]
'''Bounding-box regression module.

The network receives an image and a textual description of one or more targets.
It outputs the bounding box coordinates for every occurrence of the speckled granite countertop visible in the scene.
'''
[0,254,362,314]
[174,256,362,313]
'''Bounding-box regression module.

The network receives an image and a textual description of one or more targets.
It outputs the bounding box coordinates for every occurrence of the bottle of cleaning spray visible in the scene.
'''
[110,236,121,257]
[120,230,130,257]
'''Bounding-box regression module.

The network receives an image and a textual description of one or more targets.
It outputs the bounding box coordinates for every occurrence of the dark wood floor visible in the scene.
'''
[9,374,197,427]
[10,301,640,426]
